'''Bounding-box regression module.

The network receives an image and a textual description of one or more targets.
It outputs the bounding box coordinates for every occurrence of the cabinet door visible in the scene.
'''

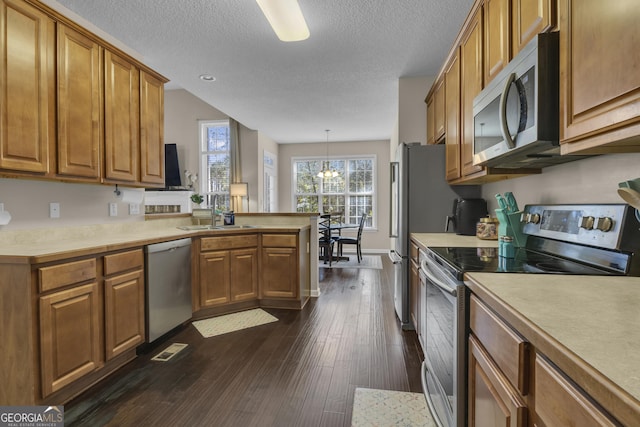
[534,354,619,427]
[468,335,527,427]
[559,0,640,149]
[484,0,510,85]
[104,50,139,183]
[426,96,435,145]
[57,24,101,180]
[460,7,484,177]
[261,247,297,298]
[444,50,461,181]
[0,0,54,174]
[139,71,165,185]
[433,78,446,141]
[39,282,101,397]
[512,0,554,56]
[104,269,145,361]
[230,248,258,302]
[199,251,231,307]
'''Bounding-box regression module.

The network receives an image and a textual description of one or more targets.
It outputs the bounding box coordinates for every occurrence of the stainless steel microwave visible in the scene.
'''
[472,32,583,169]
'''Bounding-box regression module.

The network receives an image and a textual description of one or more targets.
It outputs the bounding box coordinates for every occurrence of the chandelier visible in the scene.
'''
[317,129,338,178]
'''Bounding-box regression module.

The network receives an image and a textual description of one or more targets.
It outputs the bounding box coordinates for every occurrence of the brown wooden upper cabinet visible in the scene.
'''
[511,0,555,56]
[484,0,510,86]
[460,6,485,178]
[0,0,167,187]
[558,0,640,154]
[426,78,445,145]
[444,49,462,181]
[0,0,55,175]
[57,24,102,181]
[104,51,140,183]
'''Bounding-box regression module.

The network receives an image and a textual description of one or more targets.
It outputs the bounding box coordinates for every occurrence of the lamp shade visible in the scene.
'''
[230,182,248,197]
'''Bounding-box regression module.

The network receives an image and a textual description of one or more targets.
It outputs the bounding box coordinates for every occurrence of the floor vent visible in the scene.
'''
[151,343,188,362]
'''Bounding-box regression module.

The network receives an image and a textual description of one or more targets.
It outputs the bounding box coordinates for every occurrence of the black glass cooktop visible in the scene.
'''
[427,246,619,280]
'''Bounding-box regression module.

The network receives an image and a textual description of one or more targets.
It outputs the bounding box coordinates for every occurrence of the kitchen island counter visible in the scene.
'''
[0,218,310,264]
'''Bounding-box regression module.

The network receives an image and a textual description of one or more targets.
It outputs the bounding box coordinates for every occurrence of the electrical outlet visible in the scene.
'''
[49,202,60,219]
[129,203,140,215]
[109,202,118,217]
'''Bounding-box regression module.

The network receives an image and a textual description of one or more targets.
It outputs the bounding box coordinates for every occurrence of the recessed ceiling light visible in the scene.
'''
[199,74,216,82]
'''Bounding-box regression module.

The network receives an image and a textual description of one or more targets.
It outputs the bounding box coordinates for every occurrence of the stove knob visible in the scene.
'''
[528,213,541,224]
[580,216,595,230]
[595,217,614,232]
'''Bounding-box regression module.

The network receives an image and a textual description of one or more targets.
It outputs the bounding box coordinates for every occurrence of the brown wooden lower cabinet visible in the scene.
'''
[468,335,527,427]
[39,281,102,397]
[261,246,298,299]
[468,293,624,426]
[534,354,619,427]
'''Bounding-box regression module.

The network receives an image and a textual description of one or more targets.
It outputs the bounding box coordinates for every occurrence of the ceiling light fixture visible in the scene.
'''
[199,74,216,82]
[317,130,338,178]
[256,0,310,42]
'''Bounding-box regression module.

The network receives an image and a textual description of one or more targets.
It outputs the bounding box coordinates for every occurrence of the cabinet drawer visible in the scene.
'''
[534,354,618,426]
[201,234,258,251]
[262,234,296,248]
[39,259,97,293]
[104,249,143,276]
[470,295,529,395]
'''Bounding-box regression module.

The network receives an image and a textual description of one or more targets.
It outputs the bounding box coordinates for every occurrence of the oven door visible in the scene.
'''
[420,254,467,427]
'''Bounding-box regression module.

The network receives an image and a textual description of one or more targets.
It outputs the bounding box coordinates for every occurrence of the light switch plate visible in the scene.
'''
[109,202,118,217]
[129,203,140,215]
[49,202,60,218]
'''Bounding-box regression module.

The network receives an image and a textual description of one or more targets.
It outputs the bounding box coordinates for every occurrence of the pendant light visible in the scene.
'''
[317,130,338,178]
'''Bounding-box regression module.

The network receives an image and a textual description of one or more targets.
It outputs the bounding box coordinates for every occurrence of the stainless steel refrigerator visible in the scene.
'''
[388,143,479,329]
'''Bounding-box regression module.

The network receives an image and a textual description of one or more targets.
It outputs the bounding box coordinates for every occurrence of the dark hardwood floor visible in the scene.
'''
[66,255,424,426]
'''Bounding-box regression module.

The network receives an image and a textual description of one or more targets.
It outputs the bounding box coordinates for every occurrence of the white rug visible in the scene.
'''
[320,255,383,269]
[351,388,435,427]
[192,308,278,338]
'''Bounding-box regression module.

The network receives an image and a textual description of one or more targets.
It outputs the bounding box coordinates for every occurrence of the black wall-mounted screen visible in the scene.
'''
[164,144,182,187]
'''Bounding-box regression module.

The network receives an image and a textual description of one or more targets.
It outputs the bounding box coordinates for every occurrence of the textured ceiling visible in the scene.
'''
[51,0,474,143]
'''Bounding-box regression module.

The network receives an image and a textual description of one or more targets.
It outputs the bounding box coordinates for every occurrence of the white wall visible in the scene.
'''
[277,140,391,251]
[0,178,144,230]
[398,76,434,145]
[482,153,640,210]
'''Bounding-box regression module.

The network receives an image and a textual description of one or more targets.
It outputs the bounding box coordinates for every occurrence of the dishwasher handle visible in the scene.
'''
[145,237,192,254]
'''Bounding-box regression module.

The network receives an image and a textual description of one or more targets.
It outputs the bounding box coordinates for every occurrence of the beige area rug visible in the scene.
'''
[192,308,278,338]
[320,255,383,269]
[351,388,436,427]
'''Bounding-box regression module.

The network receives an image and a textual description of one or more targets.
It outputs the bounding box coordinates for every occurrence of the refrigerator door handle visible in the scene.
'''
[389,161,399,238]
[388,249,403,264]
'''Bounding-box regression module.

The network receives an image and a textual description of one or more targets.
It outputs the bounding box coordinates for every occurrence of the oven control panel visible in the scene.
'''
[521,204,639,251]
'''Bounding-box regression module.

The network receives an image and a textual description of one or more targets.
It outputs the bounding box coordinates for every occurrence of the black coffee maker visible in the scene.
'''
[445,198,488,235]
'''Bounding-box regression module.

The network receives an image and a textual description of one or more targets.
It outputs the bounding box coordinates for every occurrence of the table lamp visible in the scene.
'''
[230,182,249,212]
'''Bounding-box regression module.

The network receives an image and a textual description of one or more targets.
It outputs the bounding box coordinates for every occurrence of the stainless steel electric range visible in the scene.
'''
[420,204,640,427]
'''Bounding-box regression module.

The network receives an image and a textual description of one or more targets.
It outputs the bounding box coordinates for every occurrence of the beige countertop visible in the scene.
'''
[412,232,640,425]
[0,218,310,264]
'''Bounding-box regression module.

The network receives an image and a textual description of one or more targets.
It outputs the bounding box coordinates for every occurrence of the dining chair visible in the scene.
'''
[318,214,336,266]
[335,213,367,263]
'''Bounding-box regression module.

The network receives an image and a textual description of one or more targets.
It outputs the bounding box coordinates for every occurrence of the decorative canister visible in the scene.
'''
[476,216,499,240]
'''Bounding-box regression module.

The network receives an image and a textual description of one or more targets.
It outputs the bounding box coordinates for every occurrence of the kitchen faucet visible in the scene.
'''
[211,194,219,227]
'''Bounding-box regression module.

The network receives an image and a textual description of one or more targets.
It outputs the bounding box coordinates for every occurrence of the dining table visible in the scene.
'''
[319,222,360,261]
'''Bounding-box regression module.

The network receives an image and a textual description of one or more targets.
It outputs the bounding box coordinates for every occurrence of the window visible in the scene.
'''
[293,156,375,228]
[199,120,230,210]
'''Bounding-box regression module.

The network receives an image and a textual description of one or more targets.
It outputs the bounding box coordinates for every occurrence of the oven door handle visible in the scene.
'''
[421,258,457,297]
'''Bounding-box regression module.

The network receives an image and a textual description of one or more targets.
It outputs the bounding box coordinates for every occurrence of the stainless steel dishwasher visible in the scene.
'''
[145,238,192,342]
